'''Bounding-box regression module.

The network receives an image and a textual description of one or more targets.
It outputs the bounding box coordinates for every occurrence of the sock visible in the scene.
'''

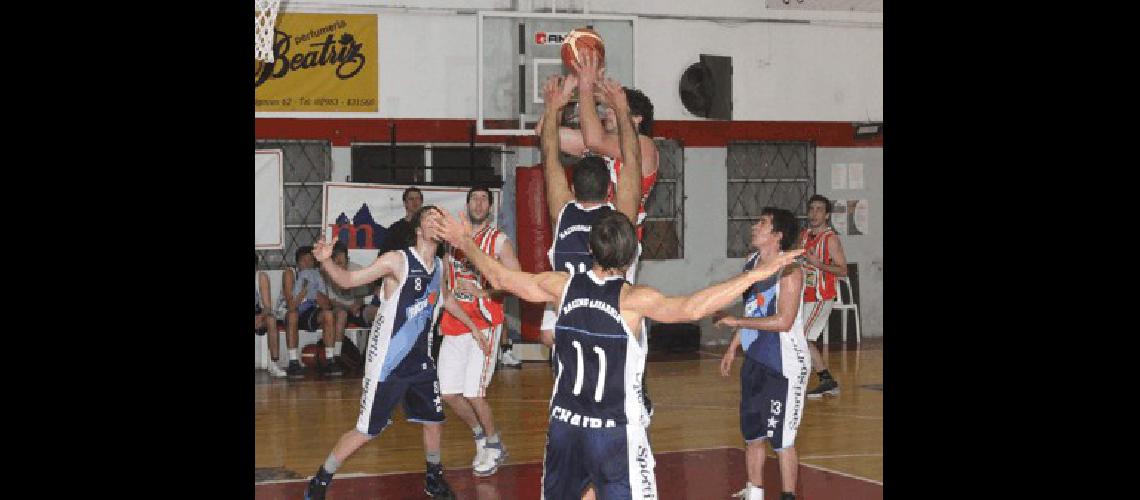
[325,347,336,361]
[288,349,299,362]
[472,425,485,440]
[485,433,502,448]
[334,340,343,355]
[323,453,341,475]
[818,369,832,381]
[426,450,441,465]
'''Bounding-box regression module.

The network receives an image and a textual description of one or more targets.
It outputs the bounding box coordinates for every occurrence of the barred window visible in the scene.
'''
[726,141,816,258]
[254,140,332,270]
[641,139,684,260]
[351,144,504,186]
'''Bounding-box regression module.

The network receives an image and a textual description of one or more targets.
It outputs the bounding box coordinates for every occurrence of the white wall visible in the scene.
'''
[268,8,881,121]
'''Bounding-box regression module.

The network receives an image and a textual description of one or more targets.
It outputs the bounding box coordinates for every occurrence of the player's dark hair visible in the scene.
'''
[402,186,423,202]
[573,156,610,202]
[808,194,832,214]
[761,207,799,251]
[588,211,638,271]
[624,87,654,136]
[295,245,313,265]
[467,185,494,206]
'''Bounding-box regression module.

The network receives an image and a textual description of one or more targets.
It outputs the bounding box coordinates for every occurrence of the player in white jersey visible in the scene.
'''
[431,208,802,500]
[303,206,482,500]
[716,208,809,500]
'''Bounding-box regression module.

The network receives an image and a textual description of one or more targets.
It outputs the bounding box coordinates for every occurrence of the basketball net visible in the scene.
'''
[255,0,282,63]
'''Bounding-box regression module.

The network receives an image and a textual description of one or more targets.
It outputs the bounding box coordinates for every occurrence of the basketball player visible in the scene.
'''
[430,208,802,500]
[715,208,809,500]
[538,74,642,347]
[279,246,338,378]
[437,186,522,477]
[302,206,482,500]
[797,195,847,398]
[255,252,285,377]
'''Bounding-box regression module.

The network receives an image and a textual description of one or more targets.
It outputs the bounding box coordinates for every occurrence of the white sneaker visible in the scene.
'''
[267,360,287,378]
[473,443,506,477]
[730,483,763,500]
[472,437,487,468]
[499,350,523,367]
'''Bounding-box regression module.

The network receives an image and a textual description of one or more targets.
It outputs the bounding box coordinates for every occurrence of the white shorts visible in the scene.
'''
[800,299,834,341]
[437,325,503,398]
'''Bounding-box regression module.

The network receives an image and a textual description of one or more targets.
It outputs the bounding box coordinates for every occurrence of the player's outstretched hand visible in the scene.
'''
[720,346,736,378]
[571,48,605,90]
[543,74,578,111]
[435,209,473,247]
[598,78,628,115]
[714,314,737,330]
[313,236,336,262]
[752,249,805,279]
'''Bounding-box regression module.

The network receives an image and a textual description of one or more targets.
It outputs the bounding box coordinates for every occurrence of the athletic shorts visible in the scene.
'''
[542,419,657,500]
[437,325,502,398]
[355,356,445,436]
[800,299,833,341]
[298,305,323,331]
[740,355,808,450]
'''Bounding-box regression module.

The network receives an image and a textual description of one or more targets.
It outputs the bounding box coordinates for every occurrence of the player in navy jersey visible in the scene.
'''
[432,209,802,500]
[302,205,482,500]
[715,207,808,500]
[538,74,643,348]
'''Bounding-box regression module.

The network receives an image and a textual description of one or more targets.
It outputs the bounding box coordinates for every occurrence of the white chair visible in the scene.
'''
[832,276,862,345]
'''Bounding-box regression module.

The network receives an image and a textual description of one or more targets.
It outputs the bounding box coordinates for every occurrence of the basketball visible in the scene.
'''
[301,343,325,368]
[561,27,605,73]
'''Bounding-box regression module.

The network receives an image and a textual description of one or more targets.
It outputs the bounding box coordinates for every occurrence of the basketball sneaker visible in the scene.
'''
[321,357,346,376]
[286,360,305,379]
[267,360,287,378]
[303,467,332,500]
[424,462,455,498]
[731,482,763,499]
[473,442,507,477]
[472,436,487,468]
[499,348,523,368]
[806,378,840,399]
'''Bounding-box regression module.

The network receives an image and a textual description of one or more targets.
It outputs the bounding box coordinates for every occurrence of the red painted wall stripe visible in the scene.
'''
[255,118,882,148]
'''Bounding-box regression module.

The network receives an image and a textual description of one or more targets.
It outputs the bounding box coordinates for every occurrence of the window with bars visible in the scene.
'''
[641,139,684,260]
[254,140,332,270]
[726,141,816,258]
[351,144,504,187]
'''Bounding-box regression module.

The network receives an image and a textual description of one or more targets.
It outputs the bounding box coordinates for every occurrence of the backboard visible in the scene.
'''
[477,12,636,136]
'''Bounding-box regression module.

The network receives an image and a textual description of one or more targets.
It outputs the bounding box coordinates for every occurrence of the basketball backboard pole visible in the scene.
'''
[476,11,638,137]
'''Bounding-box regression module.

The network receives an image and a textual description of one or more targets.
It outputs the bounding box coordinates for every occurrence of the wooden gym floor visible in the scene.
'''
[255,338,883,499]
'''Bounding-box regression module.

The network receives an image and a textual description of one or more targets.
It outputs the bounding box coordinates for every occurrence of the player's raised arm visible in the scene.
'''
[624,250,803,324]
[541,75,578,224]
[599,77,642,224]
[315,237,399,288]
[571,49,609,154]
[433,209,567,304]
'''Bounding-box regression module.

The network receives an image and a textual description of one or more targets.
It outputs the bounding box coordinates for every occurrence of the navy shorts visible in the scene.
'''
[298,306,323,331]
[542,419,657,499]
[740,356,805,450]
[355,359,445,436]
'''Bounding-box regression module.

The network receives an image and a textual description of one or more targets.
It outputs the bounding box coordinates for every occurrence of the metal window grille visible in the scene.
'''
[641,139,684,260]
[726,141,816,258]
[254,140,332,270]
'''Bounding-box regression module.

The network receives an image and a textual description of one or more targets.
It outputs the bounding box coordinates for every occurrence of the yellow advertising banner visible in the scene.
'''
[255,13,378,113]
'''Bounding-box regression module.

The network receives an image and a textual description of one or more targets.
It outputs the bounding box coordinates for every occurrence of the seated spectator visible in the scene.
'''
[280,245,339,378]
[323,241,369,374]
[256,252,285,377]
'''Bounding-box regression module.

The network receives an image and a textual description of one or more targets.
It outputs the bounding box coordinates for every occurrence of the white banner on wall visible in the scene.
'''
[322,183,501,267]
[255,150,284,249]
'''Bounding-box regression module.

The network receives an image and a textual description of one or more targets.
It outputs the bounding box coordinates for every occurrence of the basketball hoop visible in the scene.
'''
[255,0,282,63]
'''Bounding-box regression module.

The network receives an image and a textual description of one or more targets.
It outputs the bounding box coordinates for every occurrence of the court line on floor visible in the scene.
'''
[256,448,883,486]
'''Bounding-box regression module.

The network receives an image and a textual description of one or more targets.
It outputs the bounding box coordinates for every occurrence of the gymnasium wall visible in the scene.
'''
[257,3,883,338]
